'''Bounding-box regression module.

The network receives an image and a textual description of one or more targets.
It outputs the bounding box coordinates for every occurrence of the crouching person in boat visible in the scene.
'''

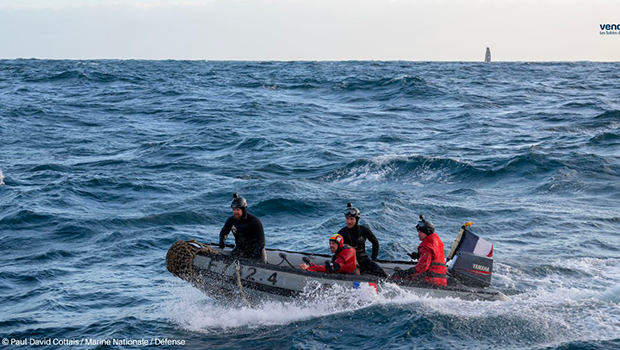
[219,193,267,263]
[392,215,447,287]
[339,203,388,278]
[299,234,359,274]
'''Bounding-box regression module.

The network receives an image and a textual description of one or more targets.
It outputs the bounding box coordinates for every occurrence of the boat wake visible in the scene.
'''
[162,280,440,334]
[161,259,620,349]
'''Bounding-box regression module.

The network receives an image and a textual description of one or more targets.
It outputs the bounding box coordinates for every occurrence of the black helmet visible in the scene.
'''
[344,203,360,218]
[416,215,435,234]
[231,193,247,209]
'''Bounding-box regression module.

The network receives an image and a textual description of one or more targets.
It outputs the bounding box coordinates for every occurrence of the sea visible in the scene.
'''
[1,60,619,350]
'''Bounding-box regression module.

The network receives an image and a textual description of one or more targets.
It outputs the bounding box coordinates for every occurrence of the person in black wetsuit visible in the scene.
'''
[219,193,266,263]
[338,203,388,278]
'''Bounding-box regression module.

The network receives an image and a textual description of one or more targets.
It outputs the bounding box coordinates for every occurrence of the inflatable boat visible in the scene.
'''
[166,224,509,303]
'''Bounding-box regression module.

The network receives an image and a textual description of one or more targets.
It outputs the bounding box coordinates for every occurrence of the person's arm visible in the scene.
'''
[302,259,341,273]
[251,217,265,259]
[306,263,327,273]
[407,251,420,260]
[364,227,380,260]
[219,217,232,248]
[325,255,347,273]
[413,246,432,277]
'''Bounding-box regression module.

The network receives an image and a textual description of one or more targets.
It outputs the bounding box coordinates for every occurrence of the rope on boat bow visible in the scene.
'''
[235,260,254,308]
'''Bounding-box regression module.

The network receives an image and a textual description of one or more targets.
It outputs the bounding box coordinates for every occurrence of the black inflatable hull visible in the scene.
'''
[166,241,509,303]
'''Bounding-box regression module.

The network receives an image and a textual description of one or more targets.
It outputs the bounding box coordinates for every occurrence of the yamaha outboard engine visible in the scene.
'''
[446,223,494,288]
[449,251,493,288]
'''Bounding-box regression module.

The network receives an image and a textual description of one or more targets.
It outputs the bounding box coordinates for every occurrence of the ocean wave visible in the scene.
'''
[23,68,143,86]
[589,131,620,145]
[109,211,218,228]
[599,284,620,303]
[73,159,129,169]
[252,198,319,218]
[593,110,620,121]
[0,209,56,228]
[561,101,601,109]
[576,110,620,131]
[76,176,168,194]
[29,164,72,173]
[316,149,619,195]
[491,151,565,179]
[534,168,584,194]
[318,151,575,186]
[319,154,475,185]
[0,271,39,289]
[7,105,47,118]
[331,75,443,102]
[14,249,75,262]
[234,137,273,151]
[281,78,326,90]
[50,223,96,242]
[24,70,89,83]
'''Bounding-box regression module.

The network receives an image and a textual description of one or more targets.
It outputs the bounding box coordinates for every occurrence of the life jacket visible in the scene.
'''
[331,245,358,274]
[307,244,359,274]
[417,233,447,286]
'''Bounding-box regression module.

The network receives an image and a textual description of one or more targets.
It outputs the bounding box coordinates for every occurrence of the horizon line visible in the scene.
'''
[1,57,619,63]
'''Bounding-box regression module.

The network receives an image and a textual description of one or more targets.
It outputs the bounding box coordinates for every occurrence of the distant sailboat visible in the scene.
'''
[485,47,491,63]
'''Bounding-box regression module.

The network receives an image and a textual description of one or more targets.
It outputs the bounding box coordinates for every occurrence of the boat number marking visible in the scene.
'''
[267,273,278,285]
[224,261,235,272]
[246,267,257,280]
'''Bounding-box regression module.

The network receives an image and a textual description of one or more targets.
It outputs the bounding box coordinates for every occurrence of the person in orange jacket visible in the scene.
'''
[393,215,447,286]
[299,234,359,274]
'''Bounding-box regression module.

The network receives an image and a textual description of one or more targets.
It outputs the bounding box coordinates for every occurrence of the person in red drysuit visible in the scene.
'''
[299,233,359,274]
[393,215,447,287]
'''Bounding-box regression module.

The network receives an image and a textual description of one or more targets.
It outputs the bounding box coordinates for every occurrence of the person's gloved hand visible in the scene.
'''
[407,251,420,260]
[219,240,225,249]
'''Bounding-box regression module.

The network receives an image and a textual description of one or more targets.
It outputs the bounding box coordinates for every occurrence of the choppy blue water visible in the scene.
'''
[1,60,619,350]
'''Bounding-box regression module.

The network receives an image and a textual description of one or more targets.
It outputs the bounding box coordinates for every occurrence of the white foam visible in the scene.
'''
[557,257,620,281]
[161,270,620,346]
[599,284,620,303]
[0,169,4,185]
[162,280,425,334]
[495,257,620,294]
[466,257,620,346]
[331,153,460,187]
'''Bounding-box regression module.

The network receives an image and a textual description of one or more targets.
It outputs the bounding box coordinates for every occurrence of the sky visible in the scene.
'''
[0,0,618,61]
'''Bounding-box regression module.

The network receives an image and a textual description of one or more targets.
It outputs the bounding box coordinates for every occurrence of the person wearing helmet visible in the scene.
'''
[219,193,266,263]
[338,203,388,278]
[392,215,447,287]
[299,234,359,274]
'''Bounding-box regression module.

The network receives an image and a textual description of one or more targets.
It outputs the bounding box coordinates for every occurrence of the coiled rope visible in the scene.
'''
[166,240,218,278]
[167,240,254,307]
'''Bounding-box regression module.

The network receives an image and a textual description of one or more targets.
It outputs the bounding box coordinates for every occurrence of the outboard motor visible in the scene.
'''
[449,251,493,288]
[446,223,494,288]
